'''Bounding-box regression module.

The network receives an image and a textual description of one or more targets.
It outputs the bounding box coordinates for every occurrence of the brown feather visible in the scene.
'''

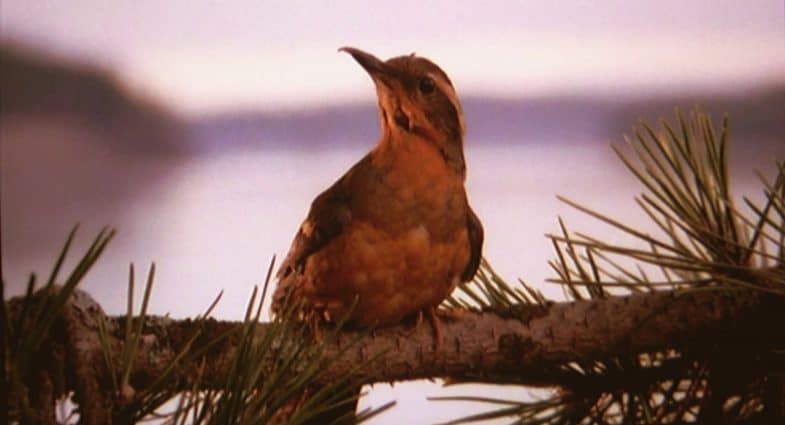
[462,207,484,282]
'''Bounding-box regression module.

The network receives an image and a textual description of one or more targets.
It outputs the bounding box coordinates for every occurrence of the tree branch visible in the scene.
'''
[16,287,783,399]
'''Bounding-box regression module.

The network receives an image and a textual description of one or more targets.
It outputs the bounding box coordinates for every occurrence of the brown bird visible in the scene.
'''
[272,47,483,337]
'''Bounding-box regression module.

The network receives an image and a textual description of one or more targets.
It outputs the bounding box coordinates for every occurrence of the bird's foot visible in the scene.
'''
[307,312,324,342]
[427,307,443,355]
[428,307,468,355]
[438,307,467,321]
[399,307,462,354]
[399,310,424,338]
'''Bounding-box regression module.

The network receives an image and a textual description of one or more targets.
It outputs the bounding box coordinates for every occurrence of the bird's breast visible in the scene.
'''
[307,217,469,326]
[367,138,466,236]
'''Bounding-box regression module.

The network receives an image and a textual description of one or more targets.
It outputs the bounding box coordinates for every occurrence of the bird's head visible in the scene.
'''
[340,47,466,173]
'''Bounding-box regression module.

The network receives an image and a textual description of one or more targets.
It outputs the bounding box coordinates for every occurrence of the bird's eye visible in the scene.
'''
[418,78,435,95]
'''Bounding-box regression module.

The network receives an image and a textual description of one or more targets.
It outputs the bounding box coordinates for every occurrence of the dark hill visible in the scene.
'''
[1,45,184,155]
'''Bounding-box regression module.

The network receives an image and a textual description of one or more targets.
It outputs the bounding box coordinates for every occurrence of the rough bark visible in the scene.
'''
[6,287,785,424]
[61,289,115,424]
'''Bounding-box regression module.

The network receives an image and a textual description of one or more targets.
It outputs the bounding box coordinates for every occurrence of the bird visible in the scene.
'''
[272,47,483,341]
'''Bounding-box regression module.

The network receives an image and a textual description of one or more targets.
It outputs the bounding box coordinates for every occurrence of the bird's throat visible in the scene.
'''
[393,106,411,132]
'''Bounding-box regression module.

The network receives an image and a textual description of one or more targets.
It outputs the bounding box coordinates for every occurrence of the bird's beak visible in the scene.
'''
[339,47,393,86]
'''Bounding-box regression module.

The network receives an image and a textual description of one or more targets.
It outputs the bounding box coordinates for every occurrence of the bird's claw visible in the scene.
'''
[427,307,443,355]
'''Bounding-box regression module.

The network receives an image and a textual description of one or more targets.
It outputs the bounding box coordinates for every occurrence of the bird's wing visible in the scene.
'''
[461,206,484,282]
[276,182,352,280]
[272,155,372,311]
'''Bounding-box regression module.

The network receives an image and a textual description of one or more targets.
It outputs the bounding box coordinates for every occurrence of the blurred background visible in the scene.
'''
[2,1,784,423]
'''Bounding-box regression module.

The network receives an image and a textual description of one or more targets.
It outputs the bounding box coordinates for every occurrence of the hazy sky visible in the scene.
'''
[2,1,784,114]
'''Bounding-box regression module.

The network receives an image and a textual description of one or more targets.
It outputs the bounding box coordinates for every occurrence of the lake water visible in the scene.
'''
[2,132,780,423]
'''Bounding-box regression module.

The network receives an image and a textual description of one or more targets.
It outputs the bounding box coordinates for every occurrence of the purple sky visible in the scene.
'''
[2,1,784,114]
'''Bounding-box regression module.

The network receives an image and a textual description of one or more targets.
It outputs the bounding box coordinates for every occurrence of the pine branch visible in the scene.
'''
[6,283,783,424]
